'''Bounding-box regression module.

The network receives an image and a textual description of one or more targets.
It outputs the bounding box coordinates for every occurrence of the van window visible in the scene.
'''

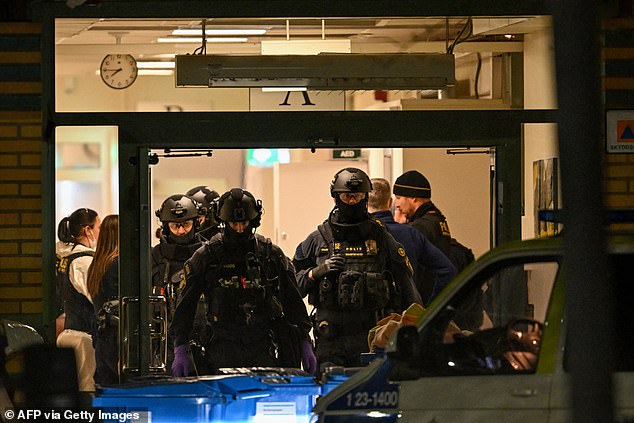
[420,260,559,376]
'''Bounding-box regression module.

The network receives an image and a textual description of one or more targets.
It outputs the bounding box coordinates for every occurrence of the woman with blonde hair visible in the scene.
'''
[87,214,119,385]
[56,207,100,391]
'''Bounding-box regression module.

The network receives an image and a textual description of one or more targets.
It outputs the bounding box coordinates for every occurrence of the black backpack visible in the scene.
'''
[446,238,482,331]
[420,214,480,329]
[447,237,475,273]
[55,251,94,316]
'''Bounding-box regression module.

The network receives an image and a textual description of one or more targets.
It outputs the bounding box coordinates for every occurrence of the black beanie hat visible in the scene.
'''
[393,170,431,198]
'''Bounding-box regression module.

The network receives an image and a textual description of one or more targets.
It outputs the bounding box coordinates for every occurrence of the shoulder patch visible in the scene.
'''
[405,255,413,274]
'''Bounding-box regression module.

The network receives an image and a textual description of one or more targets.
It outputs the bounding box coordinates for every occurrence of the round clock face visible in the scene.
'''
[100,54,138,89]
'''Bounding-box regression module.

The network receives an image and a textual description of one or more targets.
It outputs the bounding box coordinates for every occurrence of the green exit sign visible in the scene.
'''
[332,149,361,159]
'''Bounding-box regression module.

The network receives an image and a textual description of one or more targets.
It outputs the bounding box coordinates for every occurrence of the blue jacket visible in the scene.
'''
[371,210,457,303]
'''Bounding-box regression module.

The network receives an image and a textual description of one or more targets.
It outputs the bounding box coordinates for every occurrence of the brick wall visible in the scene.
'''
[603,17,634,210]
[0,21,42,327]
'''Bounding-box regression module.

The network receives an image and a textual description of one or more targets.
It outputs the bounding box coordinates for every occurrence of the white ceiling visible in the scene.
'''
[54,16,548,57]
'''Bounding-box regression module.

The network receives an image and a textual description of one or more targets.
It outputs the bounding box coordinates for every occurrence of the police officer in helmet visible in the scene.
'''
[152,194,202,372]
[293,168,421,369]
[152,194,202,292]
[186,185,221,242]
[170,188,315,376]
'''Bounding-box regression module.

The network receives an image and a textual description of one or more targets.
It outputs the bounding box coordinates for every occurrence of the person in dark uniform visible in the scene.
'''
[393,170,452,259]
[170,188,315,376]
[152,194,202,372]
[186,185,221,242]
[151,194,202,302]
[368,178,457,303]
[293,168,422,369]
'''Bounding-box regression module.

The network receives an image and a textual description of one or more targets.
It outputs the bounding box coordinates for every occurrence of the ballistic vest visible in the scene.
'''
[204,237,282,339]
[56,251,96,333]
[313,221,396,313]
[152,238,201,289]
[55,251,93,317]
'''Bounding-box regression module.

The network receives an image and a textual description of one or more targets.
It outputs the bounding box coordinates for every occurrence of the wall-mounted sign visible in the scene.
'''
[607,110,634,153]
[332,149,361,160]
[250,89,345,111]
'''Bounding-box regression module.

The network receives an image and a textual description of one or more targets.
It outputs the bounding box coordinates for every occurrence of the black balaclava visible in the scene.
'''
[328,208,375,242]
[334,194,369,224]
[166,220,197,245]
[222,222,254,246]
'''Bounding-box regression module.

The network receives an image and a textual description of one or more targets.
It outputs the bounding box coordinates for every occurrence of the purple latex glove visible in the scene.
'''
[171,344,191,377]
[301,339,317,375]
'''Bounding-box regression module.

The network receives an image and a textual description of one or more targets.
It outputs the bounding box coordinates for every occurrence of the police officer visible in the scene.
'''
[152,194,202,296]
[293,168,422,369]
[393,170,453,302]
[152,194,202,372]
[170,188,315,376]
[186,185,221,242]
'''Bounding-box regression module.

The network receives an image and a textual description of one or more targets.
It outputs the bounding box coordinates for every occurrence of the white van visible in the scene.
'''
[314,234,634,423]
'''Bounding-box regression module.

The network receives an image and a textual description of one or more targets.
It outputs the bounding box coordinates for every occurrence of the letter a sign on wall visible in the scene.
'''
[607,110,634,153]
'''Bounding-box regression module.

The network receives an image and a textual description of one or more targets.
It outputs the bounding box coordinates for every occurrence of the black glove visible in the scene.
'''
[311,255,345,281]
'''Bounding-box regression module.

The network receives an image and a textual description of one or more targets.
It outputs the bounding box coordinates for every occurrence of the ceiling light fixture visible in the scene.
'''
[176,53,456,90]
[157,37,248,43]
[261,87,307,92]
[138,69,174,76]
[136,61,175,69]
[172,28,266,36]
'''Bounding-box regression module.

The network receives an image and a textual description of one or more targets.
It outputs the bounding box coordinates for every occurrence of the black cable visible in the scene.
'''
[192,19,207,55]
[474,52,482,99]
[447,17,473,54]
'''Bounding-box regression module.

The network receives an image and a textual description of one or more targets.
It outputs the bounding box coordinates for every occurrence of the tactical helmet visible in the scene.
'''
[330,168,373,197]
[216,188,262,228]
[155,194,199,223]
[186,185,220,227]
[186,186,219,213]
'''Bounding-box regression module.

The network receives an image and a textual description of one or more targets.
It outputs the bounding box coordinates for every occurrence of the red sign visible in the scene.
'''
[616,120,634,143]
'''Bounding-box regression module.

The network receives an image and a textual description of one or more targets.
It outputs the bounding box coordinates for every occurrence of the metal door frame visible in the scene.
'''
[35,1,557,377]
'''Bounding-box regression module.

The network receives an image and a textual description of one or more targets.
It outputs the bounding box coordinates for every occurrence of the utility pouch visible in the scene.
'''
[337,271,364,310]
[318,278,336,308]
[364,272,391,310]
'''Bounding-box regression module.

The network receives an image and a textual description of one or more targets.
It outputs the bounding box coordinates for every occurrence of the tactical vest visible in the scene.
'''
[204,237,283,338]
[56,251,96,333]
[55,251,93,317]
[313,222,395,313]
[152,239,201,289]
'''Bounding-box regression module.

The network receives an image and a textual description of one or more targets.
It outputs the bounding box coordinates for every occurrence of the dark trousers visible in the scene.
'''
[94,327,118,385]
[316,331,368,368]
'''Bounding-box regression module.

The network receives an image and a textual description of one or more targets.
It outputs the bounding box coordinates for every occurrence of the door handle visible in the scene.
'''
[511,388,538,397]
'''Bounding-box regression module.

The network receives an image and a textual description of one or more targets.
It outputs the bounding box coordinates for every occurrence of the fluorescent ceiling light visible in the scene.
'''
[261,39,351,55]
[261,87,307,92]
[173,28,266,36]
[137,61,175,69]
[157,37,248,43]
[146,53,176,59]
[138,69,173,76]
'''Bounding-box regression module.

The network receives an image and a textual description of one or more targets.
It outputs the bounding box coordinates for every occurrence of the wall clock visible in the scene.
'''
[100,54,138,89]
